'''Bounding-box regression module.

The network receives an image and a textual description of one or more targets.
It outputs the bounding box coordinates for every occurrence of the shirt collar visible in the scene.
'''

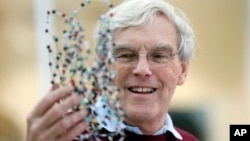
[91,95,183,140]
[124,114,183,140]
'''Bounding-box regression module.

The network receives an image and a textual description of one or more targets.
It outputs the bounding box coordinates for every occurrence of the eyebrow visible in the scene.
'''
[114,43,174,52]
[114,44,135,50]
[152,43,174,52]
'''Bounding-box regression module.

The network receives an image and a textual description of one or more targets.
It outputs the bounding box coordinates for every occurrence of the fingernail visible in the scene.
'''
[52,83,60,90]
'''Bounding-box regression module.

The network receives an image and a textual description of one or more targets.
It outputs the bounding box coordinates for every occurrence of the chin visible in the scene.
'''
[124,104,158,122]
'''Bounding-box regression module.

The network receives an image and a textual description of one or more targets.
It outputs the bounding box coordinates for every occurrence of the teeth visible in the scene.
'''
[132,87,138,92]
[139,87,142,92]
[131,87,154,93]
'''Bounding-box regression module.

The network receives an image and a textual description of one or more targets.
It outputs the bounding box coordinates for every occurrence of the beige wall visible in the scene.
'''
[0,0,248,141]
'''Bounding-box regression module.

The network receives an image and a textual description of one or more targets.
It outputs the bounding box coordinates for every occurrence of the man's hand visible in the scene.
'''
[26,84,88,141]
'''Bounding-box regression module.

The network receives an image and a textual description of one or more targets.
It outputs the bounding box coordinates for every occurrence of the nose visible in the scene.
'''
[132,54,152,77]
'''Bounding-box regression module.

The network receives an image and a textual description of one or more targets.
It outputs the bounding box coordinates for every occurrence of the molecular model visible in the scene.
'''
[45,0,125,140]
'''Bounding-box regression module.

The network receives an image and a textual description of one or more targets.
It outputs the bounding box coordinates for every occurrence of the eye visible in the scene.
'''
[113,49,136,62]
[152,53,166,59]
[151,52,170,59]
[116,52,135,59]
[149,51,171,63]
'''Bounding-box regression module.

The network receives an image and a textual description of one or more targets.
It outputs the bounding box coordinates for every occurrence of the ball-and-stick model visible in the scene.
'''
[45,0,125,140]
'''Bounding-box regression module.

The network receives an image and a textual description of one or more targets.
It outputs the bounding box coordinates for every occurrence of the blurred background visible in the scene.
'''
[0,0,249,141]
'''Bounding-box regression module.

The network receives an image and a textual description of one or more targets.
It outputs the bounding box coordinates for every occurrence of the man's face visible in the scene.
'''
[111,15,189,126]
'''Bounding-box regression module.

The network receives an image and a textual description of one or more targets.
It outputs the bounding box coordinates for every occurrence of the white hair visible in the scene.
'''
[94,0,195,61]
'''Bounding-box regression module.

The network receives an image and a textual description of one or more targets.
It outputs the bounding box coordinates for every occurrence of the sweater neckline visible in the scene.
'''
[124,130,176,141]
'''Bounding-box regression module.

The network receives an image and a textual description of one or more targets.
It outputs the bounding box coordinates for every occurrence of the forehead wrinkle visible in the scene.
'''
[114,42,175,53]
[152,43,174,52]
[114,43,140,51]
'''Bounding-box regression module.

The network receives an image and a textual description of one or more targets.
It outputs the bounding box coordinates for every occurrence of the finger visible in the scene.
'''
[58,121,89,141]
[40,110,88,141]
[40,94,83,128]
[50,83,60,91]
[30,86,74,118]
[26,86,74,141]
[26,85,60,132]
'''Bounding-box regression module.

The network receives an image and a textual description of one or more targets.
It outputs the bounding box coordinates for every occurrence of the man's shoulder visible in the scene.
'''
[174,127,199,141]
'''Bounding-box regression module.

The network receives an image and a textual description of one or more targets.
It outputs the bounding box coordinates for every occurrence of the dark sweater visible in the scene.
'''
[121,128,198,141]
[74,127,199,141]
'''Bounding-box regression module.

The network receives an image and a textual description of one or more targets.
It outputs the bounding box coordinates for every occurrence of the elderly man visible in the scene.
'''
[26,0,198,140]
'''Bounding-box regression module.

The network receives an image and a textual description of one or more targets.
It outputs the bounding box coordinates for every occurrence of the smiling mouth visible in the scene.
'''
[128,87,157,94]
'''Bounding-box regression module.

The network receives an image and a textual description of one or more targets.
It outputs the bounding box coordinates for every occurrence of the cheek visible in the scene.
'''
[169,62,181,81]
[111,63,129,88]
[157,64,181,96]
[158,68,178,107]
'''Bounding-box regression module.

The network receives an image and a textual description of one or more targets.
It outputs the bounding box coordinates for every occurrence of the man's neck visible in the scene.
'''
[125,114,166,135]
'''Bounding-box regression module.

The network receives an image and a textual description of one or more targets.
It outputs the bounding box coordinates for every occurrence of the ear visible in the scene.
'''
[177,61,189,85]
